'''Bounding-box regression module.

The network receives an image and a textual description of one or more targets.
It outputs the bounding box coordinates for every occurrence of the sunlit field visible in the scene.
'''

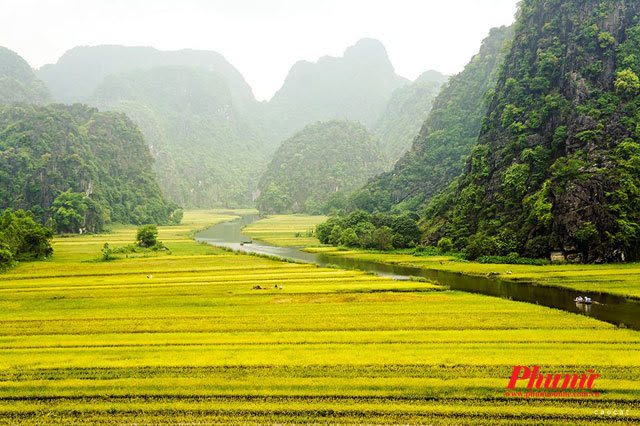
[243,214,327,246]
[0,211,639,424]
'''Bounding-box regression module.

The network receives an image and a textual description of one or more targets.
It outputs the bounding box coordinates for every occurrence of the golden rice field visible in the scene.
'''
[0,211,638,424]
[243,214,326,246]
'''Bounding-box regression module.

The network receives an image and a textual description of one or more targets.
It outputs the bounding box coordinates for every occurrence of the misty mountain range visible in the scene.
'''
[0,40,446,208]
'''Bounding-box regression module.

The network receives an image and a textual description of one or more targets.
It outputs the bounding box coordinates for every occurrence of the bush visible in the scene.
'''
[437,237,454,253]
[0,210,53,262]
[328,225,343,246]
[615,68,640,97]
[476,253,550,265]
[372,226,394,251]
[340,228,359,247]
[316,217,341,244]
[0,243,13,267]
[136,224,158,248]
[315,212,422,251]
[413,245,442,256]
[101,242,114,261]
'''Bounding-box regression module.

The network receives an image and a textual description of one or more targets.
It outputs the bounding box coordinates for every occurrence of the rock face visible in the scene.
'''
[267,39,410,141]
[372,70,448,164]
[429,0,640,263]
[90,66,266,208]
[358,26,513,213]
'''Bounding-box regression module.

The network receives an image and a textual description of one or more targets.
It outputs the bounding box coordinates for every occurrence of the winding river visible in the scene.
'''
[196,215,640,331]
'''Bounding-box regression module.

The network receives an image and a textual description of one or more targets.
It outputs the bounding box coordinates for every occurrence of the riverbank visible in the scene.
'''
[243,215,640,299]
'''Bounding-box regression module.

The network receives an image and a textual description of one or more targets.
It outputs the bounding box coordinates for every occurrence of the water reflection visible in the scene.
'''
[575,302,592,314]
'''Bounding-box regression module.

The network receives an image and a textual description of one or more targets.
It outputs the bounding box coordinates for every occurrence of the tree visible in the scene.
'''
[258,183,291,214]
[52,190,88,234]
[354,222,376,248]
[316,217,341,244]
[136,224,158,248]
[101,242,114,261]
[372,226,394,251]
[0,241,13,267]
[615,68,640,97]
[391,215,422,248]
[0,209,53,266]
[169,208,184,225]
[574,222,600,257]
[437,237,454,253]
[340,228,359,247]
[328,225,343,246]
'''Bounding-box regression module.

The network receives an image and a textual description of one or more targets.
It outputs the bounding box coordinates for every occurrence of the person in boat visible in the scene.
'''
[585,296,591,303]
[575,296,584,303]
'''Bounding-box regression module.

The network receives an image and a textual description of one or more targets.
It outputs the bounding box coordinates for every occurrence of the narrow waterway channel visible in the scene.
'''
[196,215,640,331]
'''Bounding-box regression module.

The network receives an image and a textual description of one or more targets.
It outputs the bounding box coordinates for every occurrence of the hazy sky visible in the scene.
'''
[2,0,519,100]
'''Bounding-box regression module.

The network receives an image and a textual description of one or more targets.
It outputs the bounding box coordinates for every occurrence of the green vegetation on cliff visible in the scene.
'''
[257,121,386,214]
[0,46,49,105]
[429,0,640,263]
[353,26,513,214]
[0,104,181,232]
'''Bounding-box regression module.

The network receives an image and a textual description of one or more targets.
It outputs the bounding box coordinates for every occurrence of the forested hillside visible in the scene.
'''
[90,66,266,207]
[0,47,50,104]
[267,39,409,141]
[427,0,640,263]
[257,121,386,214]
[0,104,181,232]
[372,70,448,163]
[352,26,513,214]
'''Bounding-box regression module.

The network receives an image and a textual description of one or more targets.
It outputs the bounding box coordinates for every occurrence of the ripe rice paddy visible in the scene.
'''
[0,211,638,424]
[242,214,326,246]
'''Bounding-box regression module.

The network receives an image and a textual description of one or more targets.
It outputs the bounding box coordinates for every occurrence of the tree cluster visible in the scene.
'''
[0,209,53,268]
[316,210,421,251]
